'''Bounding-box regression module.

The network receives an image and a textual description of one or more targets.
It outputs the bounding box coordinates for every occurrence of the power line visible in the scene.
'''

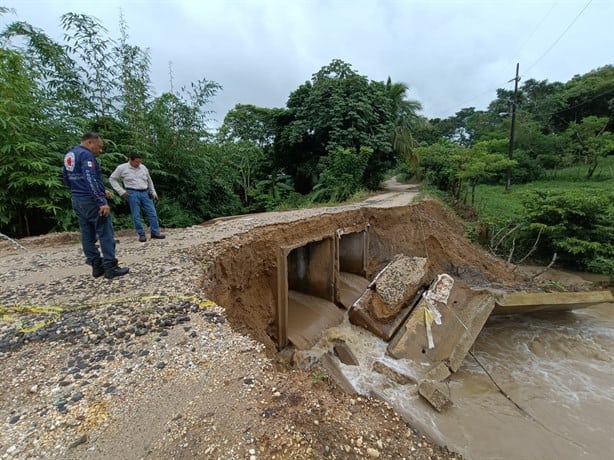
[433,0,595,119]
[511,1,559,62]
[524,0,594,74]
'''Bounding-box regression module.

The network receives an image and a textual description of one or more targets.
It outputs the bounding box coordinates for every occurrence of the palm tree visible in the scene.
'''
[386,77,423,168]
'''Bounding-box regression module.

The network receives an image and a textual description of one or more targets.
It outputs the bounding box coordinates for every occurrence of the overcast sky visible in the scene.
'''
[2,0,612,127]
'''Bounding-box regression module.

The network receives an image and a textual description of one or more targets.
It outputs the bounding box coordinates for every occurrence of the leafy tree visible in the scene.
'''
[416,139,466,194]
[460,140,515,205]
[250,171,299,211]
[426,108,479,147]
[60,13,119,123]
[385,78,423,169]
[1,18,93,149]
[217,103,281,148]
[217,104,284,207]
[275,59,395,193]
[145,78,231,225]
[519,78,566,132]
[0,48,69,236]
[115,11,152,154]
[222,140,268,207]
[564,115,614,178]
[312,146,372,202]
[555,65,614,132]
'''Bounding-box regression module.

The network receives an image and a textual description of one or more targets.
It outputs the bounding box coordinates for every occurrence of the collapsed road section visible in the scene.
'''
[202,198,611,401]
[202,199,523,355]
[198,198,613,459]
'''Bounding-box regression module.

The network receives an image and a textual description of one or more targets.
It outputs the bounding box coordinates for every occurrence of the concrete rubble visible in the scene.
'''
[348,255,430,340]
[314,254,609,413]
[343,256,496,411]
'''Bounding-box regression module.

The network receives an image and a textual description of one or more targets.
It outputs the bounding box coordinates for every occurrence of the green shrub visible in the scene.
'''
[521,189,613,273]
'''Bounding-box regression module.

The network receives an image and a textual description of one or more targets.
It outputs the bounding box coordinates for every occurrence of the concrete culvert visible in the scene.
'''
[201,199,523,356]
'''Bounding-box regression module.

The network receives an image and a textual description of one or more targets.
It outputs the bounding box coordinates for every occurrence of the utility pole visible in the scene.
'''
[506,63,520,191]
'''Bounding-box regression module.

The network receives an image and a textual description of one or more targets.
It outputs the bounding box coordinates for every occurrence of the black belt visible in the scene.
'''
[126,188,148,192]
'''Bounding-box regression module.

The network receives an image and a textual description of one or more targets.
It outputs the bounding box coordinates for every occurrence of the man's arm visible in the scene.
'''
[109,164,127,197]
[145,166,158,199]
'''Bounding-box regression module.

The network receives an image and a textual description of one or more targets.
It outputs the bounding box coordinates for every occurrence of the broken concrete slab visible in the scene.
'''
[348,255,429,340]
[418,380,452,412]
[387,280,495,373]
[348,289,423,341]
[333,341,359,366]
[493,290,614,315]
[372,361,417,385]
[366,255,430,320]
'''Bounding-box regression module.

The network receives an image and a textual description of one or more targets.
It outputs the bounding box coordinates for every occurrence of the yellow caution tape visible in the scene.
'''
[0,295,217,334]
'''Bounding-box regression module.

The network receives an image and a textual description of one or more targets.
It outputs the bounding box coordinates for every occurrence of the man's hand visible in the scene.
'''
[122,192,129,198]
[152,192,159,200]
[99,204,110,217]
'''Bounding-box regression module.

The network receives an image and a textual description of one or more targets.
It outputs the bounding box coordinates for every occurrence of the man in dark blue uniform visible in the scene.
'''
[63,132,129,279]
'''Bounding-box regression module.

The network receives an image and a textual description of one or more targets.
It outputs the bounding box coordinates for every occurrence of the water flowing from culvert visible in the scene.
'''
[296,297,614,460]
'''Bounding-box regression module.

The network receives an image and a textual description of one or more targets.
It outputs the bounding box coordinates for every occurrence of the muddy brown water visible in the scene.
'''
[298,293,613,460]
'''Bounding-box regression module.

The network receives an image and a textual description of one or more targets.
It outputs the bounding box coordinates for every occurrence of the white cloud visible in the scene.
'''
[3,0,612,126]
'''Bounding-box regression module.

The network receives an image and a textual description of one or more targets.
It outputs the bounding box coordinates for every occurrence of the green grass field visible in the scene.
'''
[473,156,614,225]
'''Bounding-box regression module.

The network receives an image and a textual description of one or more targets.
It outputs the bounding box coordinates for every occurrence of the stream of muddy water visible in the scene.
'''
[300,294,613,459]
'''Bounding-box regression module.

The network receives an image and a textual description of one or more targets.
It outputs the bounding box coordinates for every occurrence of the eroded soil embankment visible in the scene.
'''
[196,199,528,354]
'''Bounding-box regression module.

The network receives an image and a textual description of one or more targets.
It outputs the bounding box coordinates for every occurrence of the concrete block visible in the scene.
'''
[387,280,495,373]
[424,362,451,382]
[319,352,357,394]
[418,380,452,412]
[372,361,417,385]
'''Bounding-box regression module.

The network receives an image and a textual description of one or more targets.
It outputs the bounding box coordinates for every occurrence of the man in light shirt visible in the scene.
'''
[109,153,166,242]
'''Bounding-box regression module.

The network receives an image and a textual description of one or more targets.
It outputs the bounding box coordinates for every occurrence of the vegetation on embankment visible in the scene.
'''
[425,156,614,279]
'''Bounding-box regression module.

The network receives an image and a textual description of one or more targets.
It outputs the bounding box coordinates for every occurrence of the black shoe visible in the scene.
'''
[139,235,147,242]
[151,233,166,239]
[92,260,104,278]
[104,266,129,279]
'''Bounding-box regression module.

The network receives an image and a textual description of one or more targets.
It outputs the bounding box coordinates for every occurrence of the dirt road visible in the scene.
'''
[1,183,477,459]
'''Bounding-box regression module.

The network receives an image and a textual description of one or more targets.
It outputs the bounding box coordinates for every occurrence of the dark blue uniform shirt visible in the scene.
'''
[63,145,108,207]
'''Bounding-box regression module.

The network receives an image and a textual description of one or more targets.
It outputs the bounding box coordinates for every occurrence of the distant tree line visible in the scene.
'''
[413,65,614,195]
[408,64,613,276]
[1,8,612,275]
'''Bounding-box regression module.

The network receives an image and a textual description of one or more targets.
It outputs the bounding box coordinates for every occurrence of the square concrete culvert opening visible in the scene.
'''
[336,228,370,310]
[276,237,344,350]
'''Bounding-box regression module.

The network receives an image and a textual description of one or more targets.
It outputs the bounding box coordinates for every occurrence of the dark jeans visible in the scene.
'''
[72,197,116,266]
[126,190,160,236]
